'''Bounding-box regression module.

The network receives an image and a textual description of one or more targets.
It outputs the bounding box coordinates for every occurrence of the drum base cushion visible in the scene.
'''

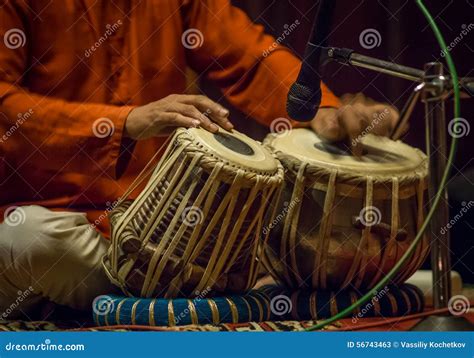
[93,284,424,327]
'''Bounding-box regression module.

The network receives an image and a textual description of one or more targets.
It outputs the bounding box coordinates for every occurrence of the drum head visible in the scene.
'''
[266,128,427,177]
[182,127,279,173]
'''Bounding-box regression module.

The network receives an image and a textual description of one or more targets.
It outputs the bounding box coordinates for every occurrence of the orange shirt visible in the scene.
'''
[0,0,339,235]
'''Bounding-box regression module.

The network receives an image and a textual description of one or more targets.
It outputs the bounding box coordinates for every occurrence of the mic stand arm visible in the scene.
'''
[321,46,473,330]
[325,46,474,91]
[325,46,424,81]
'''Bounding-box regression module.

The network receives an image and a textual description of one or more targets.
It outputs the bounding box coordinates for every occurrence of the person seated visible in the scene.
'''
[0,0,397,317]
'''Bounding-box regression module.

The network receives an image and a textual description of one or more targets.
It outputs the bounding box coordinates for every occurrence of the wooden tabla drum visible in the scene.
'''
[262,128,429,291]
[103,127,284,298]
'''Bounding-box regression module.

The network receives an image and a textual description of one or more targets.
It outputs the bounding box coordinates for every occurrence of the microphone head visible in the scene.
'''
[286,82,322,122]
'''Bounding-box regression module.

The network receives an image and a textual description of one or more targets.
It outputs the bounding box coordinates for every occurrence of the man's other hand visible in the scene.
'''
[310,93,401,156]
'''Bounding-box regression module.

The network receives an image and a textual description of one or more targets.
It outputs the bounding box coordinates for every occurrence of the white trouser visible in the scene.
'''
[0,205,116,319]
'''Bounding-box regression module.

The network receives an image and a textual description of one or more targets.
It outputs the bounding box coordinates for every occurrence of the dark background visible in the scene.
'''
[203,0,474,282]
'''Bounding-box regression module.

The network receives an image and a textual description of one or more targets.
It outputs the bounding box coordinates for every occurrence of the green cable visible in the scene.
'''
[305,0,461,331]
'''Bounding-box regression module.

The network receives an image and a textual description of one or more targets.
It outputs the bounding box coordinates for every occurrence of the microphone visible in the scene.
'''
[286,0,336,121]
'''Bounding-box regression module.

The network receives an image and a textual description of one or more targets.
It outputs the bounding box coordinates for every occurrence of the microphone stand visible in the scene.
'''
[323,46,473,331]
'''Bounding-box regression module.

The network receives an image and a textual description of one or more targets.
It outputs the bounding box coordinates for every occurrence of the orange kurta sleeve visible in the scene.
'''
[0,1,134,179]
[182,0,340,127]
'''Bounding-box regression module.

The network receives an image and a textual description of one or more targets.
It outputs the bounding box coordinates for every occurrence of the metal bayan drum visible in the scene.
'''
[103,127,284,298]
[262,128,429,291]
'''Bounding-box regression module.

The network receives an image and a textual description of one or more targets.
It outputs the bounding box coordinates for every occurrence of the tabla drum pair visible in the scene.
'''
[262,128,429,291]
[103,127,284,298]
[104,124,429,299]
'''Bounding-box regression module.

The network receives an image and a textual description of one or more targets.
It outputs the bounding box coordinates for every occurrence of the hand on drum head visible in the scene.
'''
[124,94,233,139]
[310,93,403,156]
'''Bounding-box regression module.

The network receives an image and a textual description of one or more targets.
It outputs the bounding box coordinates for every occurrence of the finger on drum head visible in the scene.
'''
[183,105,218,133]
[199,114,220,133]
[166,114,200,130]
[184,103,220,133]
[206,112,234,132]
[369,104,397,137]
[312,108,343,142]
[183,95,233,131]
[338,106,364,157]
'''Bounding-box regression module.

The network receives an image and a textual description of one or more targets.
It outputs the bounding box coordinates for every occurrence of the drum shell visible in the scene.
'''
[127,156,261,296]
[264,163,429,291]
[105,128,284,298]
